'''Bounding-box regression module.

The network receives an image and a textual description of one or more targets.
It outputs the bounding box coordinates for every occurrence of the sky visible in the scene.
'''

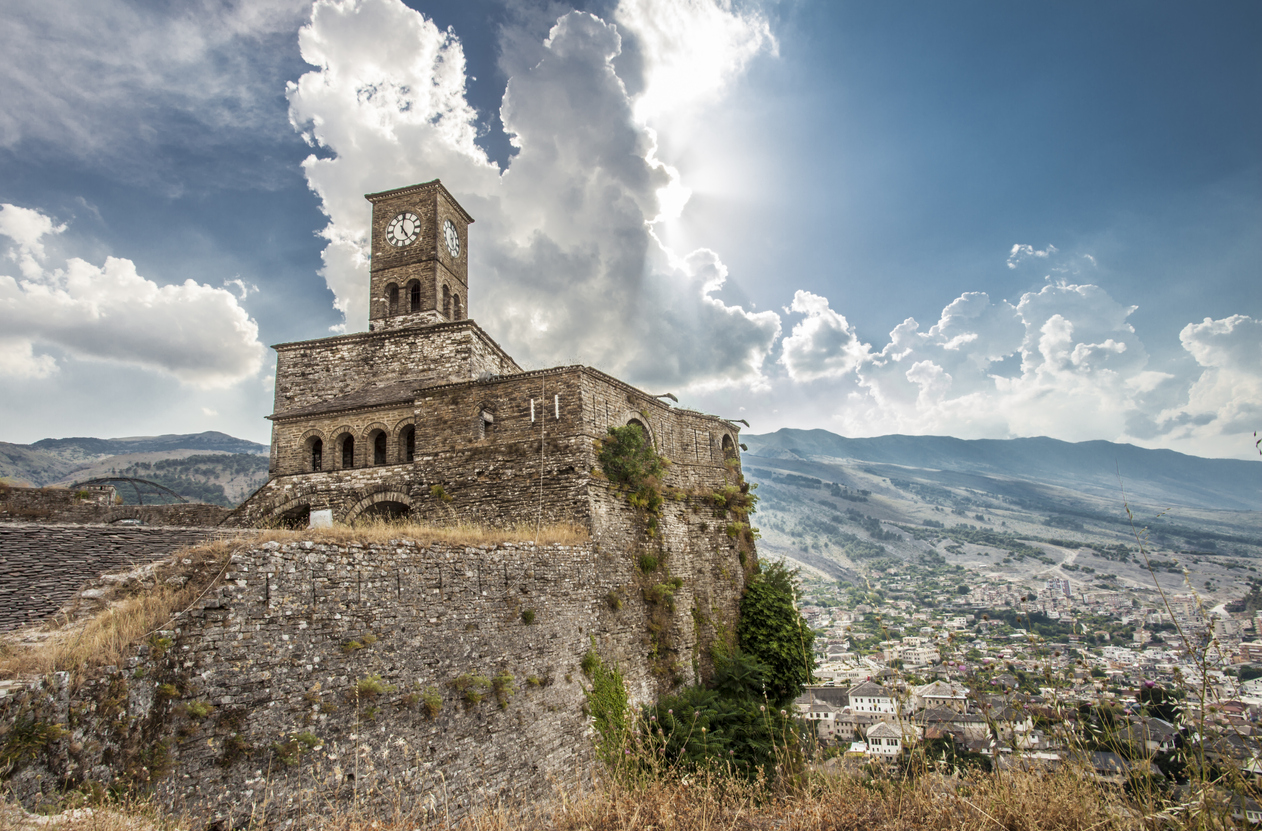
[0,0,1259,461]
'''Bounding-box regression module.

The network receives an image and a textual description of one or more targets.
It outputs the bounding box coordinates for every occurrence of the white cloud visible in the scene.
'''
[0,0,309,186]
[223,278,259,299]
[769,279,1260,458]
[0,204,66,280]
[1154,315,1262,451]
[615,0,777,124]
[288,0,781,390]
[780,290,869,381]
[1007,243,1057,269]
[0,205,265,386]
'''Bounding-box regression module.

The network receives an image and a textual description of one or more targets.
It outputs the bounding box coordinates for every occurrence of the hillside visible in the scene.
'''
[742,428,1262,607]
[0,432,269,506]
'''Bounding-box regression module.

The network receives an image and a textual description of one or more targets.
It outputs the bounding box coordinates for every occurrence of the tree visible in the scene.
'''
[738,561,816,706]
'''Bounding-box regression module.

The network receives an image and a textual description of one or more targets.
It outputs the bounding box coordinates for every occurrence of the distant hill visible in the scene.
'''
[0,432,269,505]
[30,431,267,461]
[743,429,1262,512]
[740,428,1262,602]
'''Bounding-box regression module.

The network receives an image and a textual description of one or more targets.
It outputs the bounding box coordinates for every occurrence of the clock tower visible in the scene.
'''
[365,180,473,331]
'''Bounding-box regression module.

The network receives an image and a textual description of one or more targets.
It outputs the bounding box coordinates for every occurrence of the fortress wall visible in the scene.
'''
[0,517,751,826]
[273,323,520,413]
[0,524,239,631]
[0,487,229,527]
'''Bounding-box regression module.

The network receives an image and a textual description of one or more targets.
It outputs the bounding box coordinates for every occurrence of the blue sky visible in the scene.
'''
[0,0,1258,460]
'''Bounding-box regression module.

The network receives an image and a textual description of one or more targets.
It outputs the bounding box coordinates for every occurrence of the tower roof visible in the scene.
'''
[364,179,475,224]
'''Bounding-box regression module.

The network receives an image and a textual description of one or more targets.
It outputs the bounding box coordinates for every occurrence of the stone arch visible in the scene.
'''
[302,428,326,472]
[386,282,399,316]
[331,427,355,469]
[442,284,452,319]
[623,415,655,448]
[361,422,389,466]
[393,417,416,464]
[407,279,421,312]
[267,494,317,529]
[345,489,413,524]
[453,294,463,320]
[721,433,738,462]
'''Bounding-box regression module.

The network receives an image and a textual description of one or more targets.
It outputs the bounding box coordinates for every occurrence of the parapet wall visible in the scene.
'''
[0,493,753,826]
[0,486,229,527]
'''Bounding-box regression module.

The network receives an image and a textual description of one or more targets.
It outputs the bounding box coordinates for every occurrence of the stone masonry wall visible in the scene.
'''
[272,322,520,415]
[0,525,241,631]
[0,509,752,826]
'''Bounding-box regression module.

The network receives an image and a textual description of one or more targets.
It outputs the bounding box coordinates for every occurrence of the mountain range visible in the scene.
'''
[743,429,1262,513]
[0,432,269,506]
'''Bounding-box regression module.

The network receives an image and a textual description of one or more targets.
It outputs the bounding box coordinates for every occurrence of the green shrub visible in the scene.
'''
[451,673,492,704]
[638,553,659,573]
[185,700,212,720]
[421,687,443,719]
[492,672,515,708]
[521,608,536,625]
[582,650,628,765]
[598,424,668,520]
[0,718,65,773]
[644,576,684,611]
[641,649,796,779]
[354,674,394,699]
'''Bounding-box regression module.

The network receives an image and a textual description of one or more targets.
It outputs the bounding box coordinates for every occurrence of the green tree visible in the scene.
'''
[738,561,815,706]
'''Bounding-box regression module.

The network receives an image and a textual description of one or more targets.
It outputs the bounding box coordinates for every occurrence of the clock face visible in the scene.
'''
[385,212,420,247]
[443,219,460,257]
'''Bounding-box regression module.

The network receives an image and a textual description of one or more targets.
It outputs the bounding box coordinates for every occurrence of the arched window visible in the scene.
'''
[453,295,463,320]
[341,435,355,469]
[721,434,737,461]
[478,408,494,440]
[387,284,399,316]
[401,425,415,462]
[373,431,387,465]
[310,438,323,471]
[627,418,649,444]
[442,284,452,319]
[409,281,421,312]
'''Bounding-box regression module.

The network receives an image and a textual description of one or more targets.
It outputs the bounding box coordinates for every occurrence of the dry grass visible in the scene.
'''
[251,518,591,548]
[0,798,172,830]
[1,764,1161,831]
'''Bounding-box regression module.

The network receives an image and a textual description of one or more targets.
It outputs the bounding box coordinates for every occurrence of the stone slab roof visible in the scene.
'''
[269,379,426,421]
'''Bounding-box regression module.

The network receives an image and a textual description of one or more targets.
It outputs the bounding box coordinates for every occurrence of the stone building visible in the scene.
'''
[229,179,747,532]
